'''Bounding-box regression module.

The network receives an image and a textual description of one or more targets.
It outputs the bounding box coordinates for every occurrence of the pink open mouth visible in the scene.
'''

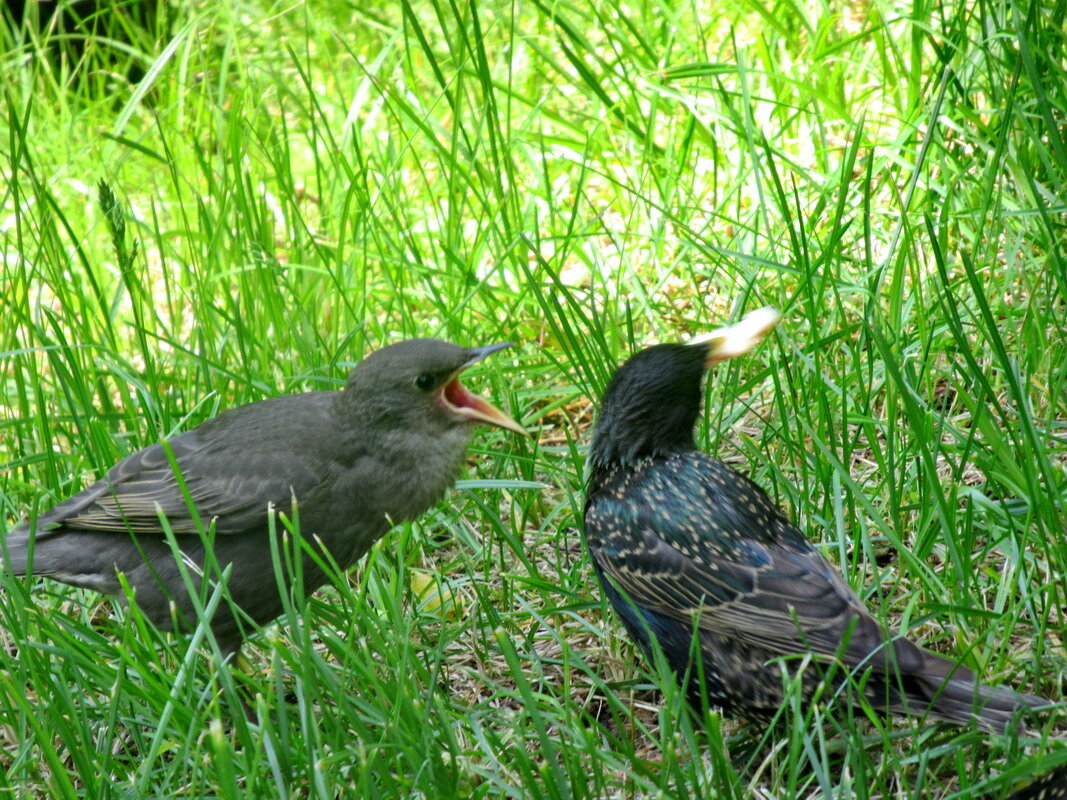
[443,377,476,409]
[438,376,526,434]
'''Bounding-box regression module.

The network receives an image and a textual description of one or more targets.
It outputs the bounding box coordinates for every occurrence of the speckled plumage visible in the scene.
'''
[584,341,1045,733]
[4,339,522,656]
[1005,764,1067,800]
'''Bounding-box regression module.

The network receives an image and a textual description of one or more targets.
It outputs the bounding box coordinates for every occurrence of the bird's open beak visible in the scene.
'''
[438,342,527,435]
[688,307,781,366]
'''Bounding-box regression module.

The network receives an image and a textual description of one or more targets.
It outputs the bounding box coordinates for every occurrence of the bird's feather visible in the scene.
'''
[586,452,905,672]
[6,338,521,655]
[19,395,335,540]
[586,448,1043,730]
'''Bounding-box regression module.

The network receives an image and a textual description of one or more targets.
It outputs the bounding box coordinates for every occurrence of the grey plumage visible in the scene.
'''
[4,338,523,656]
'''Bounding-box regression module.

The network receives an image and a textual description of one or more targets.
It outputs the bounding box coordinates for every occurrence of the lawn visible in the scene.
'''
[1,0,1065,797]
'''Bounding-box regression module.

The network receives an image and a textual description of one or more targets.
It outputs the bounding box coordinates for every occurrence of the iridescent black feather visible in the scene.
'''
[583,342,1045,732]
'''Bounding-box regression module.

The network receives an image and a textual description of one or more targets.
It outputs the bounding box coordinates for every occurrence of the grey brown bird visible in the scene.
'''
[4,338,524,657]
[583,309,1045,733]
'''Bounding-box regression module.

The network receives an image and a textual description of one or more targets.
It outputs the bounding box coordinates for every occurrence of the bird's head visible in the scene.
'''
[343,338,525,436]
[589,308,780,471]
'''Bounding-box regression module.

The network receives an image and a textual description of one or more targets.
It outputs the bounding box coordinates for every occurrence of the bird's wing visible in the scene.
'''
[31,429,302,537]
[585,455,913,673]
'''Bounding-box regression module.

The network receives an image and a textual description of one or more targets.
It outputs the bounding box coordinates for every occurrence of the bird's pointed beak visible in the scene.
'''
[687,307,781,366]
[462,341,515,368]
[439,342,527,435]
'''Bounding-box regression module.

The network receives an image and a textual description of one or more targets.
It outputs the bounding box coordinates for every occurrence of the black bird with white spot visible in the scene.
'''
[583,309,1044,732]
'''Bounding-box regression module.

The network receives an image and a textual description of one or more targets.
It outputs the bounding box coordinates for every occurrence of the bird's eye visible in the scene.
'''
[415,373,436,391]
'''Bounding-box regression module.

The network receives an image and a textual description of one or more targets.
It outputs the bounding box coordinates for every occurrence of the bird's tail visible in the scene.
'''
[1,527,33,576]
[900,650,1046,734]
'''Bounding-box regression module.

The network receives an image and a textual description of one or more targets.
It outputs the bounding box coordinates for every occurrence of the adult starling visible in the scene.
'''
[583,309,1044,733]
[4,339,524,657]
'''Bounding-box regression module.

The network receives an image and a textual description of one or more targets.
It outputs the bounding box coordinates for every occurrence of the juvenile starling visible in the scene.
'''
[4,339,524,657]
[583,309,1044,733]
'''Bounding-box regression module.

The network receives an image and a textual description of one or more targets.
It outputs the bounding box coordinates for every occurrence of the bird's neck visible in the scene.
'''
[587,437,693,492]
[587,389,701,485]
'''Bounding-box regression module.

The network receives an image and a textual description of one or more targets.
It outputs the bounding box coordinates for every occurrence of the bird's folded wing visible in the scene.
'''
[32,431,299,537]
[587,466,911,672]
[692,543,900,670]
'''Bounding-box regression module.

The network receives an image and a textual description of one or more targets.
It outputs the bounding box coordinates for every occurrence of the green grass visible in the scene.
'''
[1,0,1065,796]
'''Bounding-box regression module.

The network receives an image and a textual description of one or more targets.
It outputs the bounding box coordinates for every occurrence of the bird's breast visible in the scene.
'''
[347,425,474,526]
